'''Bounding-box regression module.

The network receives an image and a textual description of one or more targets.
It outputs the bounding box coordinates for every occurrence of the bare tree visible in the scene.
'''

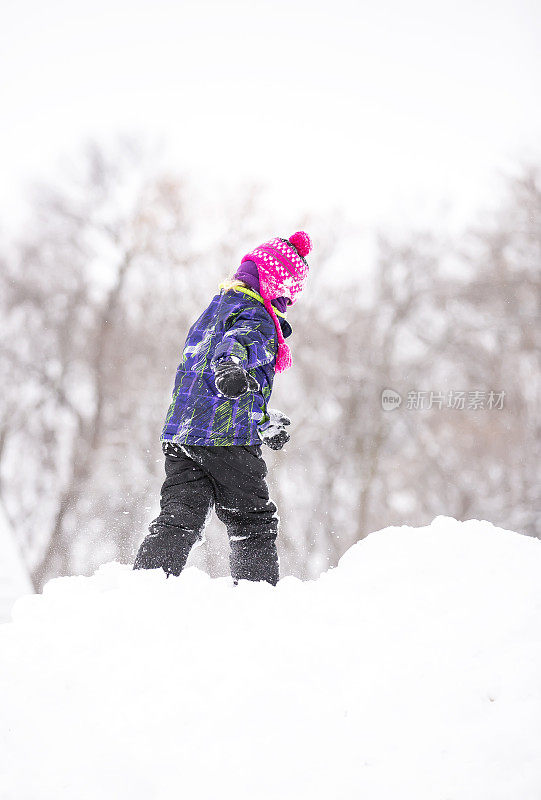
[0,142,199,588]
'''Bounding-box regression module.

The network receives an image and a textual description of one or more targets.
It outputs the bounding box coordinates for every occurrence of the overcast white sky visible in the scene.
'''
[1,0,540,233]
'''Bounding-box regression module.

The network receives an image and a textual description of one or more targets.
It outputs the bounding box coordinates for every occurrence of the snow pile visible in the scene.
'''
[1,517,541,800]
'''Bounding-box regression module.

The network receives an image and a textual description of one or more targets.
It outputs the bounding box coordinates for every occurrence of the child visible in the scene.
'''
[133,231,312,585]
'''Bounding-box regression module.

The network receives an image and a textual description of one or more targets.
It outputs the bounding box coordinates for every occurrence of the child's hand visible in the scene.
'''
[213,359,259,398]
[259,409,291,450]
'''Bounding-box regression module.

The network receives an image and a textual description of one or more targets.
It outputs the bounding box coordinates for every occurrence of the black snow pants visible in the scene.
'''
[133,442,279,585]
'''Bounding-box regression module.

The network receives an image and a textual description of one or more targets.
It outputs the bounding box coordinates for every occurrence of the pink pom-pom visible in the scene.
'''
[289,231,312,258]
[275,341,293,373]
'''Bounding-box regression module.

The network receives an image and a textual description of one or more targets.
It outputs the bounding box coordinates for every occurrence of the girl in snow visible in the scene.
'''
[133,231,312,585]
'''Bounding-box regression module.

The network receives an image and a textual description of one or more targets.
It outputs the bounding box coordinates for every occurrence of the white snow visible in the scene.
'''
[0,506,33,623]
[1,516,540,800]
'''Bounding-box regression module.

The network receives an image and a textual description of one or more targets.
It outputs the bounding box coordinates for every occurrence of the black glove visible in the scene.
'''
[213,359,259,399]
[259,409,291,450]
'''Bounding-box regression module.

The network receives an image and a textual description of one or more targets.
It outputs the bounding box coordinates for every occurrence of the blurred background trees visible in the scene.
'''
[0,142,539,590]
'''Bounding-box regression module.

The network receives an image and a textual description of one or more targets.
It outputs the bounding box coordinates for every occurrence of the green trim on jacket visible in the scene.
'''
[234,286,288,319]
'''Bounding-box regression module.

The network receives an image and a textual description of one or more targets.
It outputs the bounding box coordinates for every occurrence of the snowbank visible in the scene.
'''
[1,517,540,800]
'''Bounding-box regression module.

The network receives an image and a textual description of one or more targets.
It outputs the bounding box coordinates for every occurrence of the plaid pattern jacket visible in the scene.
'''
[161,288,292,446]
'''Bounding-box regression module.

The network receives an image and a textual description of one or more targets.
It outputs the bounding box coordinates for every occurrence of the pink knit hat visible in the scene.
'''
[241,231,312,373]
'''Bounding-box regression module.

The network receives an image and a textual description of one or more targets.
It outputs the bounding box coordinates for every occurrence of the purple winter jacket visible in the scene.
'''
[161,283,292,446]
